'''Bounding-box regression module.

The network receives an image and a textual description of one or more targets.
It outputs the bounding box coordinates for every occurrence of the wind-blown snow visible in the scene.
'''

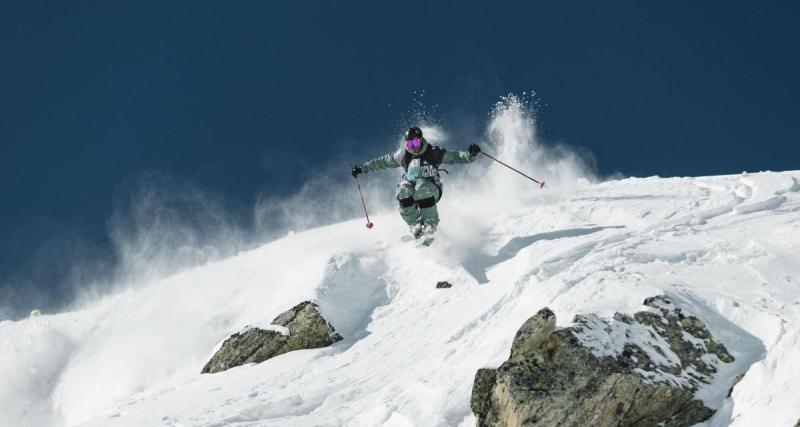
[1,100,799,426]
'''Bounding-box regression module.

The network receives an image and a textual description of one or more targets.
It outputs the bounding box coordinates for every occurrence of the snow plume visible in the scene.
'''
[482,94,596,198]
[108,171,249,281]
[12,171,267,426]
[50,171,251,315]
[436,94,597,264]
[252,156,398,238]
[449,93,597,211]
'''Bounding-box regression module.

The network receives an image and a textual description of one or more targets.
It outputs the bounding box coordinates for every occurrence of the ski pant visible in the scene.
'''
[395,180,441,228]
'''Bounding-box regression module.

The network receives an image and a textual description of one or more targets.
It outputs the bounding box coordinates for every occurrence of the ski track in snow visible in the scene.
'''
[1,171,799,427]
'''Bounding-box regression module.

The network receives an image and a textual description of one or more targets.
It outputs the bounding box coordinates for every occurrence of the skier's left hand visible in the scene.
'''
[468,144,481,156]
[351,165,363,177]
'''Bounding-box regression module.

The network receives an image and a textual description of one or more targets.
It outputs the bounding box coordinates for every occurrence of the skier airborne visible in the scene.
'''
[351,127,481,239]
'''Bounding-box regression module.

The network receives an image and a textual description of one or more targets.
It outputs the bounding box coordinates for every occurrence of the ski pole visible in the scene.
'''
[353,175,374,229]
[480,151,546,188]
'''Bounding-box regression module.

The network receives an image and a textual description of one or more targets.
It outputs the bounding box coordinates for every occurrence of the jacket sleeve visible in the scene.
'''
[440,150,477,165]
[362,149,403,173]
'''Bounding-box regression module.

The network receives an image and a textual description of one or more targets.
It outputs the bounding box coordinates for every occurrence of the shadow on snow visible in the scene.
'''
[464,226,624,284]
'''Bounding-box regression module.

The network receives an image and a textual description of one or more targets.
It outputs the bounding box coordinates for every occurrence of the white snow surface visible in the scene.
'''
[2,169,800,427]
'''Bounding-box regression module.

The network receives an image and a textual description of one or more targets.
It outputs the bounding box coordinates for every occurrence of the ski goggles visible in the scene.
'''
[406,138,422,152]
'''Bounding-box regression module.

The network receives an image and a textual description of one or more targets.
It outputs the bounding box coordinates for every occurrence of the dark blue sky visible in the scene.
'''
[1,1,798,318]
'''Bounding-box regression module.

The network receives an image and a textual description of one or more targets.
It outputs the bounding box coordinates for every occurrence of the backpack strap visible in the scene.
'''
[425,146,445,168]
[402,150,413,170]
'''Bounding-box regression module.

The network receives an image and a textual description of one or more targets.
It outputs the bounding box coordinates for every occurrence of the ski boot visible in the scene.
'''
[420,224,436,246]
[411,221,426,239]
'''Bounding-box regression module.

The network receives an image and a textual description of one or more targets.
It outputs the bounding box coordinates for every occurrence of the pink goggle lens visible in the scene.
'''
[406,138,422,150]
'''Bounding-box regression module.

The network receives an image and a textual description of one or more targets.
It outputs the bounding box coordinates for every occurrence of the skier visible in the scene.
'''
[351,127,481,239]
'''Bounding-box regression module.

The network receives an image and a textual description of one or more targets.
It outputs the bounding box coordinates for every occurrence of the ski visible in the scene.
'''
[400,234,435,247]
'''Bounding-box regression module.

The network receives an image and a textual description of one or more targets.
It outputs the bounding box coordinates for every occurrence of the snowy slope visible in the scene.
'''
[2,169,799,427]
[2,97,799,426]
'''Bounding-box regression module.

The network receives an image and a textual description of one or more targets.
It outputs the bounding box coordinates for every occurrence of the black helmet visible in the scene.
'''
[405,127,423,141]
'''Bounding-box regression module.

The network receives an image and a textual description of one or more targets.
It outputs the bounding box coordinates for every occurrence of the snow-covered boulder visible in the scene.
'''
[202,301,342,374]
[471,297,735,426]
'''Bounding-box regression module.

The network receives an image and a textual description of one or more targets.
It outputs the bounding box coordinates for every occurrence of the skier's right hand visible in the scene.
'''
[351,165,363,177]
[468,144,481,156]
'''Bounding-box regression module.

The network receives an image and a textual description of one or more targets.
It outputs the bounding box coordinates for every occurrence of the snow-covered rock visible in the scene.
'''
[471,297,735,426]
[202,301,342,374]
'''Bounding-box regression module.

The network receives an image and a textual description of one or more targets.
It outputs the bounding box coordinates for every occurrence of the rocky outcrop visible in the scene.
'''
[471,296,735,426]
[202,301,342,374]
[436,281,453,289]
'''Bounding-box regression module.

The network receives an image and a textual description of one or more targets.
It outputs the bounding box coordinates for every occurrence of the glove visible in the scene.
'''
[468,144,481,156]
[351,165,363,177]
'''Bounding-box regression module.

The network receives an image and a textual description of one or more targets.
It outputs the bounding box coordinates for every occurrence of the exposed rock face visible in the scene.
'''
[471,296,735,426]
[202,301,342,374]
[436,281,453,289]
